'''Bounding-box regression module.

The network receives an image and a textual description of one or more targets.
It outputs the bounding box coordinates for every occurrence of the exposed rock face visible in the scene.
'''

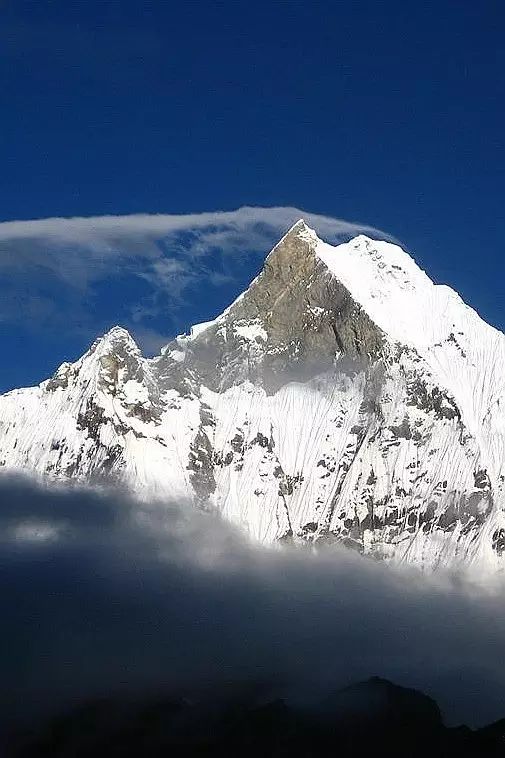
[160,221,384,394]
[1,221,505,572]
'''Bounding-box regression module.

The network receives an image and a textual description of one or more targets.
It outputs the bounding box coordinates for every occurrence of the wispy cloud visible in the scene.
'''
[0,206,392,355]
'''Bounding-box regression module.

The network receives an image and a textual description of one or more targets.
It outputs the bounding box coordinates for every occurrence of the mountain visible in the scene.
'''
[1,220,505,571]
[8,677,505,757]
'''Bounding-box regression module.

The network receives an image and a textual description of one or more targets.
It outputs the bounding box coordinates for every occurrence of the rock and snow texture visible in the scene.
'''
[1,219,505,572]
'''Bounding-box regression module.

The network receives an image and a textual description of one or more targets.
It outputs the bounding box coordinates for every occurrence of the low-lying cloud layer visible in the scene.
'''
[1,474,503,733]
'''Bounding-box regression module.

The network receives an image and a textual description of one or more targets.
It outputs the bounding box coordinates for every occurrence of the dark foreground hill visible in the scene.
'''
[7,677,505,757]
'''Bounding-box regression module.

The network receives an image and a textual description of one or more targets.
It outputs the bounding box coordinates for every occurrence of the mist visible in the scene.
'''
[1,473,504,733]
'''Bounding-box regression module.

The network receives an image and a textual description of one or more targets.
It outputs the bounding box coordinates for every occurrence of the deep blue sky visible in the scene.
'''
[0,0,504,390]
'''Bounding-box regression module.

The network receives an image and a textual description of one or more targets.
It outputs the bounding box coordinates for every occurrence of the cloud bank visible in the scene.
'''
[0,207,392,354]
[1,474,505,734]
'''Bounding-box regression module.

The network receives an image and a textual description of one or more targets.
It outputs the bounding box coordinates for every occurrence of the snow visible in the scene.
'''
[1,221,505,574]
[312,231,505,488]
[233,319,267,342]
[190,320,216,339]
[167,349,185,363]
[122,380,150,405]
[313,232,465,349]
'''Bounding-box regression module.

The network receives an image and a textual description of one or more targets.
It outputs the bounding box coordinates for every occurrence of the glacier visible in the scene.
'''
[1,219,505,572]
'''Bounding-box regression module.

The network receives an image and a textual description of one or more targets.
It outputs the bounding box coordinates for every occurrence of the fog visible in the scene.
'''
[1,474,504,732]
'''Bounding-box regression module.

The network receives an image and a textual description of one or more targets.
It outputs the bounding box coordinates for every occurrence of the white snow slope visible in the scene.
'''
[1,220,505,572]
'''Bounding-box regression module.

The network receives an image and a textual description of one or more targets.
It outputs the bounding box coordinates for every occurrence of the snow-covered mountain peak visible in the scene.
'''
[90,325,140,355]
[312,232,496,360]
[101,324,137,342]
[2,223,505,572]
[156,219,387,394]
[39,322,157,422]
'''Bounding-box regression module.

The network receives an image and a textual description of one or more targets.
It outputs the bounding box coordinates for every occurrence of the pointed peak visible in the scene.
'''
[290,218,309,231]
[90,326,141,357]
[101,325,136,343]
[284,218,316,238]
[265,219,319,262]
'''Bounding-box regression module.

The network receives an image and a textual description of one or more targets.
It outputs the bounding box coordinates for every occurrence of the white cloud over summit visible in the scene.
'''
[0,206,388,258]
[0,207,391,354]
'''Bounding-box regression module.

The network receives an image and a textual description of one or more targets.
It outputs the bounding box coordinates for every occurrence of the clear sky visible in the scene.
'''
[0,0,503,391]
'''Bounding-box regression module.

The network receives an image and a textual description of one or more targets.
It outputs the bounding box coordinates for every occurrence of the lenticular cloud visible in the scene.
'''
[0,206,390,344]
